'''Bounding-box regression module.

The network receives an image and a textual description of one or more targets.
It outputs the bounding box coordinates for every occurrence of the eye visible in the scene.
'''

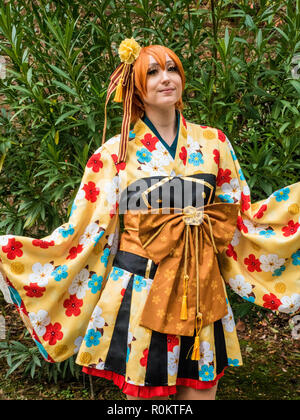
[168,66,178,72]
[147,68,157,75]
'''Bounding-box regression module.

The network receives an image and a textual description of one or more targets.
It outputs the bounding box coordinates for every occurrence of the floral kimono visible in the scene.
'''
[0,113,299,398]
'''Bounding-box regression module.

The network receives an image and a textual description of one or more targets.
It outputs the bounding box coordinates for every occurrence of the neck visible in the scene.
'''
[143,106,178,145]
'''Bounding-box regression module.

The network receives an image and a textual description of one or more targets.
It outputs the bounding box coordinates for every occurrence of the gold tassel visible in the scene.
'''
[190,335,200,360]
[180,294,188,320]
[114,78,123,102]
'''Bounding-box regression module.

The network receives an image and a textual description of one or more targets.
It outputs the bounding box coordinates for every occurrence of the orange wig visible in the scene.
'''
[131,45,185,123]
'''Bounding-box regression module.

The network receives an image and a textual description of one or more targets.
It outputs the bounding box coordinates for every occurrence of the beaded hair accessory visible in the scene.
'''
[101,38,141,163]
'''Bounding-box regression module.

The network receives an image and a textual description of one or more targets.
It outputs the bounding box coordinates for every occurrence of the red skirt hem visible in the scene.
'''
[82,366,226,398]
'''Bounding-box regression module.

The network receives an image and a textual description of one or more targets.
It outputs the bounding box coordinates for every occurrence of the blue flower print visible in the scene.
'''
[110,267,124,281]
[126,346,130,363]
[218,194,234,203]
[238,169,245,181]
[272,265,286,277]
[129,130,136,139]
[85,329,101,348]
[101,248,110,267]
[274,187,290,202]
[188,152,204,166]
[93,231,104,246]
[88,274,103,294]
[70,202,77,217]
[228,358,240,367]
[133,275,147,292]
[243,295,255,303]
[199,364,214,381]
[136,148,152,163]
[59,224,74,238]
[52,265,68,282]
[259,229,275,238]
[292,250,300,266]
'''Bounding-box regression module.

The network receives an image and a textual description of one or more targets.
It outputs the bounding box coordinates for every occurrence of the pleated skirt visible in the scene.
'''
[76,250,243,398]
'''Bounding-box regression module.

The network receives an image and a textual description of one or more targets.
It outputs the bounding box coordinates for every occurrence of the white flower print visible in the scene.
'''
[140,160,169,176]
[89,306,105,330]
[74,336,84,353]
[243,219,268,234]
[75,182,85,201]
[69,268,90,298]
[127,330,133,345]
[0,271,13,304]
[153,143,173,166]
[105,134,121,146]
[95,361,105,370]
[104,176,120,205]
[221,178,241,201]
[222,306,235,333]
[0,235,13,246]
[243,185,251,196]
[278,294,300,314]
[29,262,54,287]
[79,222,100,247]
[45,227,61,242]
[229,274,252,298]
[28,309,50,336]
[259,254,285,273]
[186,135,200,154]
[231,229,241,247]
[199,341,214,366]
[168,344,180,376]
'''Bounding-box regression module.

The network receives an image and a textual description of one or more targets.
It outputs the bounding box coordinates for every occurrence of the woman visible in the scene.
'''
[0,40,299,401]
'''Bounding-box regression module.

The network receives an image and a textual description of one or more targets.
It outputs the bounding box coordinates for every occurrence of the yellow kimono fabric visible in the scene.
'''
[0,114,299,382]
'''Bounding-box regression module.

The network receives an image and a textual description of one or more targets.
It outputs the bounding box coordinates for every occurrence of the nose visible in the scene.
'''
[161,68,171,83]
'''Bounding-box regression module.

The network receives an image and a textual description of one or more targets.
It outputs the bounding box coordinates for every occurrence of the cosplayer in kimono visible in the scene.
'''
[0,39,299,400]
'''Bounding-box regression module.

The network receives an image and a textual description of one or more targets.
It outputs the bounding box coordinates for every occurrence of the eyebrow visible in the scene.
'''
[148,60,175,68]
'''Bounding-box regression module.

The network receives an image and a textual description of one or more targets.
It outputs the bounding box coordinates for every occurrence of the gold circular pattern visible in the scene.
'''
[10,262,25,274]
[288,203,299,215]
[203,129,217,140]
[275,282,286,294]
[79,352,92,365]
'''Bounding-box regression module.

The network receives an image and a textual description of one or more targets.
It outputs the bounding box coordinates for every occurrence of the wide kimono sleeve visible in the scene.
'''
[0,144,120,362]
[216,135,300,315]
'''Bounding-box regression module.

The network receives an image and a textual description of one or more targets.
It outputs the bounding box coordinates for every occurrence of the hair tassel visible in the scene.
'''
[180,294,188,320]
[114,78,123,103]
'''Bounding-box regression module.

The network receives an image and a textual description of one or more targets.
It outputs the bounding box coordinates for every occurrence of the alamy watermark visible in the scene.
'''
[0,56,6,80]
[291,54,300,80]
[0,315,5,340]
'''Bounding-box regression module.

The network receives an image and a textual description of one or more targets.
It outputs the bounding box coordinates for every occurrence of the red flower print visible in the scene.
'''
[244,254,262,272]
[2,238,23,260]
[110,202,119,218]
[226,244,237,261]
[179,146,187,166]
[63,294,83,317]
[82,181,100,203]
[112,154,126,172]
[24,283,46,298]
[263,293,281,310]
[237,216,248,233]
[217,130,226,142]
[167,335,179,351]
[43,322,63,345]
[241,193,250,212]
[87,153,103,173]
[32,239,55,249]
[67,244,83,260]
[121,288,126,297]
[213,149,220,166]
[216,168,232,186]
[182,115,187,129]
[254,204,267,219]
[141,133,159,152]
[140,349,149,367]
[282,220,300,237]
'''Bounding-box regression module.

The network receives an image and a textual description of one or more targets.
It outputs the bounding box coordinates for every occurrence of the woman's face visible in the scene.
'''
[142,53,182,111]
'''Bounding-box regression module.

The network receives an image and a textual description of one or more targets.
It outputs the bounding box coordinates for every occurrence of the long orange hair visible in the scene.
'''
[131,45,185,123]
